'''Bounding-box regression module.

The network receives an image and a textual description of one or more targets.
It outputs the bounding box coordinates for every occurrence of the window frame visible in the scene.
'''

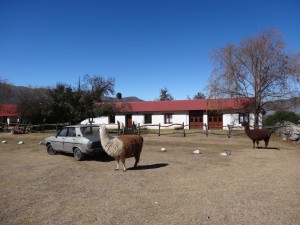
[239,113,249,123]
[164,113,173,124]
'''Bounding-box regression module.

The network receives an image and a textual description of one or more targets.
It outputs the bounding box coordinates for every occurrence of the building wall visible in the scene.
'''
[132,115,144,125]
[81,111,258,130]
[81,117,109,125]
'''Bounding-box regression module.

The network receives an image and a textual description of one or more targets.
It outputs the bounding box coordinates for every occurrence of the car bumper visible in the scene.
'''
[85,148,103,154]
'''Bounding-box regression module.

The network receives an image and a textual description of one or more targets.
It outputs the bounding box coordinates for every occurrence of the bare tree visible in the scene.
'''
[206,29,300,124]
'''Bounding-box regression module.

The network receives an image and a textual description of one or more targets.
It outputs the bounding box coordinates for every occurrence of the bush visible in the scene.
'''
[264,111,300,126]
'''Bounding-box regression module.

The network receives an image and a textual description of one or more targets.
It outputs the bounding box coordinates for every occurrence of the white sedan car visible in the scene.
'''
[42,125,102,161]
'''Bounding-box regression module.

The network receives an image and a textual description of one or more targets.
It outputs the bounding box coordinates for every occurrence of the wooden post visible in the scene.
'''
[183,122,186,137]
[204,123,208,138]
[227,124,232,138]
[158,123,161,136]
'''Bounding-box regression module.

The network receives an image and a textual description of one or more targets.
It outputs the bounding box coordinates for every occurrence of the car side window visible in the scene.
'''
[67,127,76,137]
[57,128,68,137]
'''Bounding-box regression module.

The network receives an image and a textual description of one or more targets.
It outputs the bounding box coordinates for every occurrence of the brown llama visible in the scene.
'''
[242,122,271,149]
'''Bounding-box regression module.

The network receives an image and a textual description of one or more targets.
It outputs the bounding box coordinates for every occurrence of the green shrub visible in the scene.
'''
[264,111,300,126]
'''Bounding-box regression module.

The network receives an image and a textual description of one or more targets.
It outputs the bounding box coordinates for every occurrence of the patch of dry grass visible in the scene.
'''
[0,132,299,225]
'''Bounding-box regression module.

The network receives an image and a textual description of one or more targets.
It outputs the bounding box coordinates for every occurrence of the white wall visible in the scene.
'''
[152,114,164,125]
[115,115,125,126]
[223,114,240,129]
[81,117,108,125]
[203,114,208,129]
[81,112,258,130]
[172,112,188,123]
[132,115,144,125]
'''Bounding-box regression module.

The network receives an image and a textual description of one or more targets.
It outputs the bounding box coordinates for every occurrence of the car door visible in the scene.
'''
[63,127,77,153]
[51,127,68,150]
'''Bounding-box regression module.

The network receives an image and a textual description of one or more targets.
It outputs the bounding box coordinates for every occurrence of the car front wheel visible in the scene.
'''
[74,148,85,161]
[47,144,57,155]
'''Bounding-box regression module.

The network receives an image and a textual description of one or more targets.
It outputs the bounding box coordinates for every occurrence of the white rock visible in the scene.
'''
[18,141,24,145]
[161,147,167,152]
[220,151,231,156]
[193,149,201,154]
[2,140,7,144]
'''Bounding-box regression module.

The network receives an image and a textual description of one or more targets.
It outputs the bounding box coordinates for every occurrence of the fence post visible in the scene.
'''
[204,123,208,138]
[138,123,140,135]
[227,124,232,138]
[158,123,161,136]
[182,122,186,137]
[117,121,120,135]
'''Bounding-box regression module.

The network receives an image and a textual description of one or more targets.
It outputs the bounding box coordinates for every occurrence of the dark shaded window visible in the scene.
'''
[164,114,173,124]
[145,114,152,124]
[109,115,115,124]
[239,113,249,123]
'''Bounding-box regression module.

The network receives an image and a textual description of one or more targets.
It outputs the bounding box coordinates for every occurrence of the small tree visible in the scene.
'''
[206,29,300,125]
[158,88,174,101]
[264,111,300,126]
[193,92,206,99]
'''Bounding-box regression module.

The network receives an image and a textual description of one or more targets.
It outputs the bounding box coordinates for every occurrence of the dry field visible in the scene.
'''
[0,131,299,225]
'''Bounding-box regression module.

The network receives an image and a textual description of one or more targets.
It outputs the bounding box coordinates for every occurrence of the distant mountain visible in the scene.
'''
[0,85,49,104]
[264,97,300,115]
[101,96,144,102]
[1,85,144,104]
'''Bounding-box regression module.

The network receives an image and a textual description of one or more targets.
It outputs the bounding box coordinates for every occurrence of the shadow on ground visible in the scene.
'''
[256,146,280,150]
[127,163,169,170]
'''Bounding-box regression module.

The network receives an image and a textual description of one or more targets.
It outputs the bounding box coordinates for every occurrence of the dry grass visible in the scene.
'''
[0,132,299,225]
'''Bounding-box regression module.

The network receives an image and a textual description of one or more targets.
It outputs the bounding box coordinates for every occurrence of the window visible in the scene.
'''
[109,115,115,124]
[239,113,249,123]
[145,114,152,124]
[164,114,173,124]
[81,126,99,136]
[58,128,68,137]
[67,127,76,137]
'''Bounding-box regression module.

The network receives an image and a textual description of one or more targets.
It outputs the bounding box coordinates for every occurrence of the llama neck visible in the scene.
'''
[243,125,253,137]
[99,127,112,146]
[99,126,123,157]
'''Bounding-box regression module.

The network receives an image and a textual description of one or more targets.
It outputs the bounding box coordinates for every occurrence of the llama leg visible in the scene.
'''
[252,140,255,149]
[115,157,120,170]
[256,141,259,148]
[120,157,126,172]
[265,138,270,148]
[134,154,140,168]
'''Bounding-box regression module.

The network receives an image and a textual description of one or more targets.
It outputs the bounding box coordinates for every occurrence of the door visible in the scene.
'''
[189,110,203,129]
[63,127,77,153]
[208,111,223,129]
[52,127,68,150]
[126,115,132,128]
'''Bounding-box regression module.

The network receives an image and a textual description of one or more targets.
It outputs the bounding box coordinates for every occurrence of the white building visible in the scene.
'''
[81,98,258,130]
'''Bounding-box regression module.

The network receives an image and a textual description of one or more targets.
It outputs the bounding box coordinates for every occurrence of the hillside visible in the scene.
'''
[1,85,144,104]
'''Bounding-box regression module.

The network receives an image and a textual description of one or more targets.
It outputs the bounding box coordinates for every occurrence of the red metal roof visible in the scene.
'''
[0,104,18,117]
[113,98,252,113]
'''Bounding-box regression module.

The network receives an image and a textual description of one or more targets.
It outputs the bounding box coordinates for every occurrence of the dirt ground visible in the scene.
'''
[0,131,299,225]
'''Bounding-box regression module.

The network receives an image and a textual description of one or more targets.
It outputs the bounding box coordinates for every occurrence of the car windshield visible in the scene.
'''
[80,126,99,136]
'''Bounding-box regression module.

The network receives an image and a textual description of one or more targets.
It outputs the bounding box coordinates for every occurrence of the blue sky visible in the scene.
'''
[1,0,300,101]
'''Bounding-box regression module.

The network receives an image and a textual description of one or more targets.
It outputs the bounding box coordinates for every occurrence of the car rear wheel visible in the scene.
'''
[74,148,85,161]
[47,144,57,155]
